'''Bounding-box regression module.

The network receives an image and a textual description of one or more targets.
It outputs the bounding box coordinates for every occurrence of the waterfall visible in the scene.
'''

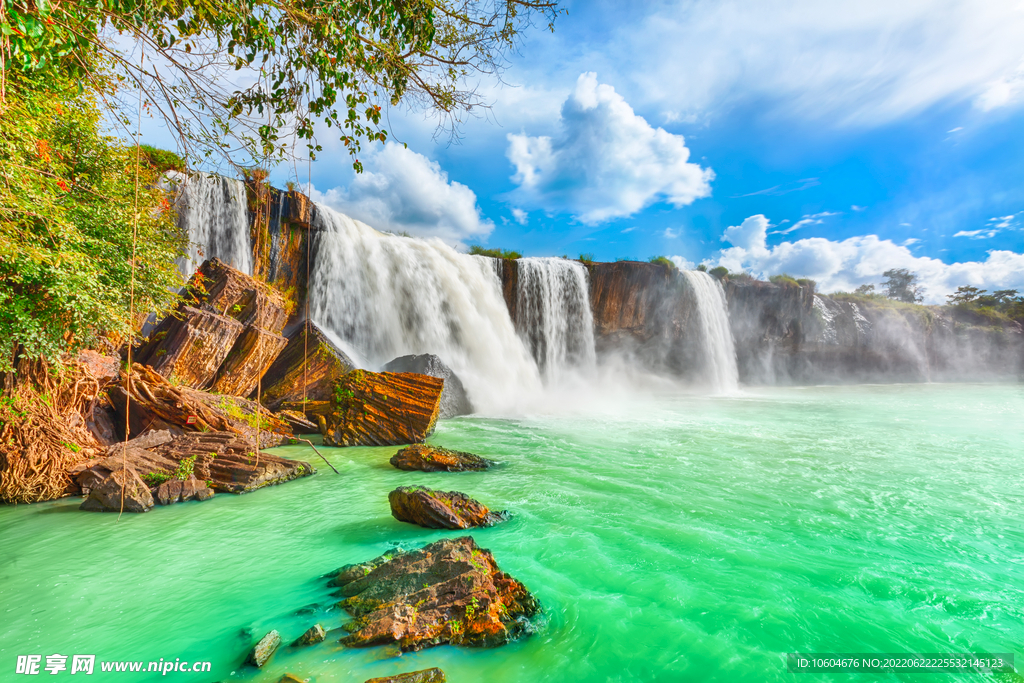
[514,258,597,381]
[307,205,541,413]
[166,172,252,278]
[681,270,739,392]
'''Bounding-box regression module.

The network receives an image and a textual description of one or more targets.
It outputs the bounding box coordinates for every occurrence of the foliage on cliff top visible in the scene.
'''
[2,0,560,170]
[0,70,185,372]
[945,286,1023,326]
[468,245,521,260]
[648,256,676,269]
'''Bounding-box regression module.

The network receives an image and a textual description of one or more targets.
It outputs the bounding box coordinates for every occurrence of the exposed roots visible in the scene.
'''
[0,359,105,504]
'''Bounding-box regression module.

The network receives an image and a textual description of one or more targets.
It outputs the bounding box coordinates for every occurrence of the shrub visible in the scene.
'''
[578,253,595,264]
[138,144,185,174]
[648,256,676,269]
[468,245,522,259]
[709,266,729,280]
[769,274,800,287]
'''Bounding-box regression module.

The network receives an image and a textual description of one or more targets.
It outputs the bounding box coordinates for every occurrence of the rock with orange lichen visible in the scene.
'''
[330,537,539,651]
[321,370,444,447]
[388,486,507,530]
[389,444,494,472]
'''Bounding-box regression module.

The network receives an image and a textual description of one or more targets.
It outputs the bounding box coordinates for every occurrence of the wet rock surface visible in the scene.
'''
[80,465,154,513]
[389,487,506,530]
[331,537,539,651]
[389,444,494,472]
[381,354,472,418]
[322,370,444,447]
[153,475,214,505]
[260,321,355,414]
[364,668,446,683]
[246,630,281,668]
[292,624,326,646]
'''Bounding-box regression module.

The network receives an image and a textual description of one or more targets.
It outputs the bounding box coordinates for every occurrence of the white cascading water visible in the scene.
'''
[165,171,252,278]
[681,270,739,393]
[514,258,597,381]
[307,205,542,413]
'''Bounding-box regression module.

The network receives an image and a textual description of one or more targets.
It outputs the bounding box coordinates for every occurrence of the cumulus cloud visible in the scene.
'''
[506,72,713,224]
[511,208,528,225]
[312,143,493,244]
[713,214,1024,303]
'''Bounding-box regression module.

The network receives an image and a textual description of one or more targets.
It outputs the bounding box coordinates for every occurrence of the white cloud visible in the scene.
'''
[511,208,528,225]
[771,211,840,235]
[506,73,713,224]
[664,227,680,239]
[954,229,998,239]
[669,255,695,270]
[599,0,1024,125]
[311,143,492,245]
[621,226,639,233]
[851,205,867,212]
[715,214,1024,303]
[953,212,1023,239]
[902,238,920,246]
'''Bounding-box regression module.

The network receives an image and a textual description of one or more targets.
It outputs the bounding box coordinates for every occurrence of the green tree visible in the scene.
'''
[0,70,185,372]
[2,0,561,170]
[946,285,985,305]
[882,268,923,303]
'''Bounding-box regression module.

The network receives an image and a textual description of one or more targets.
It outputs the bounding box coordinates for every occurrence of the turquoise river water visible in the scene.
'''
[1,383,1022,682]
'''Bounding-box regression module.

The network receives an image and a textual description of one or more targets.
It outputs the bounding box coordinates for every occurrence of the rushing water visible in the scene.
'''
[307,205,541,413]
[2,383,1021,682]
[167,171,252,279]
[682,271,739,393]
[514,258,597,382]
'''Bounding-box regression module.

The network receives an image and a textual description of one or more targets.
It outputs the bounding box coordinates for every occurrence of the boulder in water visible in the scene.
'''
[292,624,326,646]
[333,536,539,651]
[259,322,355,415]
[364,669,447,683]
[153,475,214,505]
[79,465,154,513]
[388,486,507,530]
[381,355,472,418]
[246,630,281,668]
[389,444,494,472]
[321,370,444,447]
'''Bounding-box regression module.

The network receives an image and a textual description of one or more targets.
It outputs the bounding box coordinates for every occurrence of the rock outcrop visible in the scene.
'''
[292,624,326,647]
[107,364,291,447]
[80,465,154,513]
[365,669,446,683]
[381,355,472,418]
[133,259,290,393]
[321,370,444,447]
[389,445,494,472]
[331,537,540,651]
[77,431,313,496]
[153,475,214,505]
[246,630,281,668]
[259,321,355,415]
[388,487,506,530]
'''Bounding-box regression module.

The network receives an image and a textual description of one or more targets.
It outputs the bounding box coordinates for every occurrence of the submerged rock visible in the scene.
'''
[278,675,306,683]
[388,487,506,530]
[382,354,472,418]
[365,669,446,683]
[80,465,154,513]
[321,370,444,447]
[246,630,281,668]
[333,536,539,651]
[389,444,494,472]
[153,475,214,505]
[292,624,326,646]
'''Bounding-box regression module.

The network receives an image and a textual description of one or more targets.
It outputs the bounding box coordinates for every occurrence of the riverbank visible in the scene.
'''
[2,383,1020,682]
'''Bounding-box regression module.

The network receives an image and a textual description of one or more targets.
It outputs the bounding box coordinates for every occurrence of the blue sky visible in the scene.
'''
[148,0,1024,303]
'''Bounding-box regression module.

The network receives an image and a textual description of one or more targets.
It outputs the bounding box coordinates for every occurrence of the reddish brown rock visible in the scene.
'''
[388,487,507,530]
[333,537,539,651]
[153,475,214,505]
[77,349,121,386]
[186,258,289,335]
[259,322,355,413]
[389,444,495,472]
[322,370,444,447]
[211,325,288,397]
[133,306,244,388]
[80,465,154,513]
[292,624,326,647]
[364,669,446,683]
[77,431,313,496]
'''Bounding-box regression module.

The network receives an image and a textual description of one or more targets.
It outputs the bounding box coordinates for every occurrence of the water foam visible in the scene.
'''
[681,270,739,393]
